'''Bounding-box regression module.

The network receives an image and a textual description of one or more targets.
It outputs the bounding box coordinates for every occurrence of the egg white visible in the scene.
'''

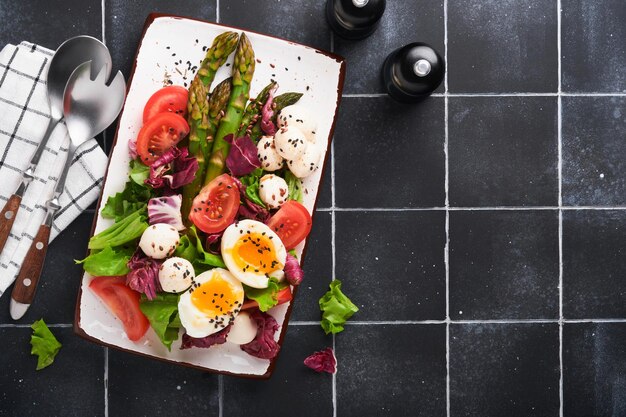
[178,268,244,338]
[221,220,287,289]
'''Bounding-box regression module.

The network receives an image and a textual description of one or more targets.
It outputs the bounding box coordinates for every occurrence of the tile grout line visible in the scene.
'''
[342,92,626,98]
[104,347,109,417]
[557,0,564,416]
[330,30,337,417]
[2,318,626,329]
[318,206,626,212]
[443,0,451,415]
[331,138,337,417]
[218,375,224,417]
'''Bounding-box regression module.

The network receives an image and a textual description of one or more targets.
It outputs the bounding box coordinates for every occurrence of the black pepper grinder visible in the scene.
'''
[326,0,386,40]
[382,42,445,102]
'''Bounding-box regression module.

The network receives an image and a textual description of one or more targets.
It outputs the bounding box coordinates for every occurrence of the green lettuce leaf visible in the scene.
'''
[139,294,181,351]
[174,225,226,271]
[285,170,303,203]
[88,209,148,250]
[243,278,289,312]
[239,168,266,208]
[101,171,152,222]
[129,159,150,185]
[319,280,359,335]
[30,319,62,370]
[76,245,134,276]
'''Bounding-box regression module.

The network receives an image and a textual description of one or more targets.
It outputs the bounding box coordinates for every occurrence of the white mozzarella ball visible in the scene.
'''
[274,126,307,160]
[287,144,322,179]
[259,174,289,209]
[158,257,194,293]
[277,104,317,143]
[227,311,257,345]
[256,136,284,172]
[139,223,180,259]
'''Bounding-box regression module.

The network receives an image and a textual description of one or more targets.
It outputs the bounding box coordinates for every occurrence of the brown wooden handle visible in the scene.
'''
[0,194,22,254]
[11,224,51,305]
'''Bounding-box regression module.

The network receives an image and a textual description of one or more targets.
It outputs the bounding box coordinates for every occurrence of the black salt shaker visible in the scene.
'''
[326,0,386,40]
[382,42,445,102]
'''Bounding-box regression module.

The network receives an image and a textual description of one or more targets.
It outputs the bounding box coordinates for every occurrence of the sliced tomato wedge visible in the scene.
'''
[89,276,149,342]
[241,287,293,311]
[189,174,240,234]
[142,86,189,123]
[266,201,312,249]
[135,113,189,165]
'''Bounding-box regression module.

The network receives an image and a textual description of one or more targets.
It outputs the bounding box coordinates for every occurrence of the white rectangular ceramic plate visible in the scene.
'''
[74,14,345,378]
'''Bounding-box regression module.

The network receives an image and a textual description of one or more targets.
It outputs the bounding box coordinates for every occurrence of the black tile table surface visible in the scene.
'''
[1,0,625,416]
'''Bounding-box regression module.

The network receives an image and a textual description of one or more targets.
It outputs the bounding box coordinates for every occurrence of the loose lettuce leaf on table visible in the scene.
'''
[76,245,134,276]
[243,278,289,312]
[319,280,359,335]
[30,319,62,370]
[139,294,181,350]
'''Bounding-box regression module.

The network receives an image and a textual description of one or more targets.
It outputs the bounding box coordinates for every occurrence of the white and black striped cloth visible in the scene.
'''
[0,42,108,296]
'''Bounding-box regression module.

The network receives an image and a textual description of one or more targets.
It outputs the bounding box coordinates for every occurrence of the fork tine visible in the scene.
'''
[93,62,109,83]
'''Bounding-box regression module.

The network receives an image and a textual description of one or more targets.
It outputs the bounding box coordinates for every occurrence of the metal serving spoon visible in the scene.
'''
[10,61,126,320]
[0,36,111,255]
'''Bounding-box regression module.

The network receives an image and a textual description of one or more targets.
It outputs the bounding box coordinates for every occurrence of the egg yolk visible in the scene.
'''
[233,232,283,274]
[191,273,238,317]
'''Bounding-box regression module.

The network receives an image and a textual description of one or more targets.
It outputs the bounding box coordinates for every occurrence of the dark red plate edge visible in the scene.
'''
[73,12,346,380]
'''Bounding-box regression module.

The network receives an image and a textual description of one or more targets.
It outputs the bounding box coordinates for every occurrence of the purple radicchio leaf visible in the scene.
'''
[126,250,161,300]
[128,139,138,159]
[225,135,261,177]
[240,309,280,359]
[180,325,231,350]
[284,253,304,286]
[260,83,278,136]
[148,195,185,231]
[145,147,198,191]
[303,347,337,374]
[205,232,223,255]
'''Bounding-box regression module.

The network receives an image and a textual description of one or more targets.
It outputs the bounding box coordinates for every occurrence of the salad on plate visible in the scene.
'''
[78,31,323,361]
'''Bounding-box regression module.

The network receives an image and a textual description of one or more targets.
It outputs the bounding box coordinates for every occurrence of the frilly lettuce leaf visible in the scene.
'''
[319,280,358,335]
[30,319,62,370]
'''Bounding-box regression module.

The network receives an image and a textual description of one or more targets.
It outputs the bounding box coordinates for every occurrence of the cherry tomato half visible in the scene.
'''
[189,174,240,234]
[135,112,189,165]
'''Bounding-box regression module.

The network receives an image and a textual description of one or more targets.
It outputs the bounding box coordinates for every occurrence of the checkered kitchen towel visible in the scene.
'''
[0,42,108,296]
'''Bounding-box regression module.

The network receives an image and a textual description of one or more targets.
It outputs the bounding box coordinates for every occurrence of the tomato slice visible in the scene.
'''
[142,86,189,123]
[241,287,292,311]
[266,201,312,249]
[189,174,240,234]
[135,113,190,164]
[89,276,149,342]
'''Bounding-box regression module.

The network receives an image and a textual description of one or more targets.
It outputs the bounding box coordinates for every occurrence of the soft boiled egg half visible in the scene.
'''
[221,220,287,289]
[178,268,244,338]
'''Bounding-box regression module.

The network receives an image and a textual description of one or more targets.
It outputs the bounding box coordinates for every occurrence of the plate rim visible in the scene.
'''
[73,12,346,379]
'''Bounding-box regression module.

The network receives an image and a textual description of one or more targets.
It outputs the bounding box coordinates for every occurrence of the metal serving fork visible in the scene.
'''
[10,61,126,320]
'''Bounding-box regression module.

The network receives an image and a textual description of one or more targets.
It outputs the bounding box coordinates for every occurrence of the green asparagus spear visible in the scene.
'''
[204,33,256,184]
[182,77,232,219]
[247,92,304,141]
[235,81,277,138]
[182,32,237,220]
